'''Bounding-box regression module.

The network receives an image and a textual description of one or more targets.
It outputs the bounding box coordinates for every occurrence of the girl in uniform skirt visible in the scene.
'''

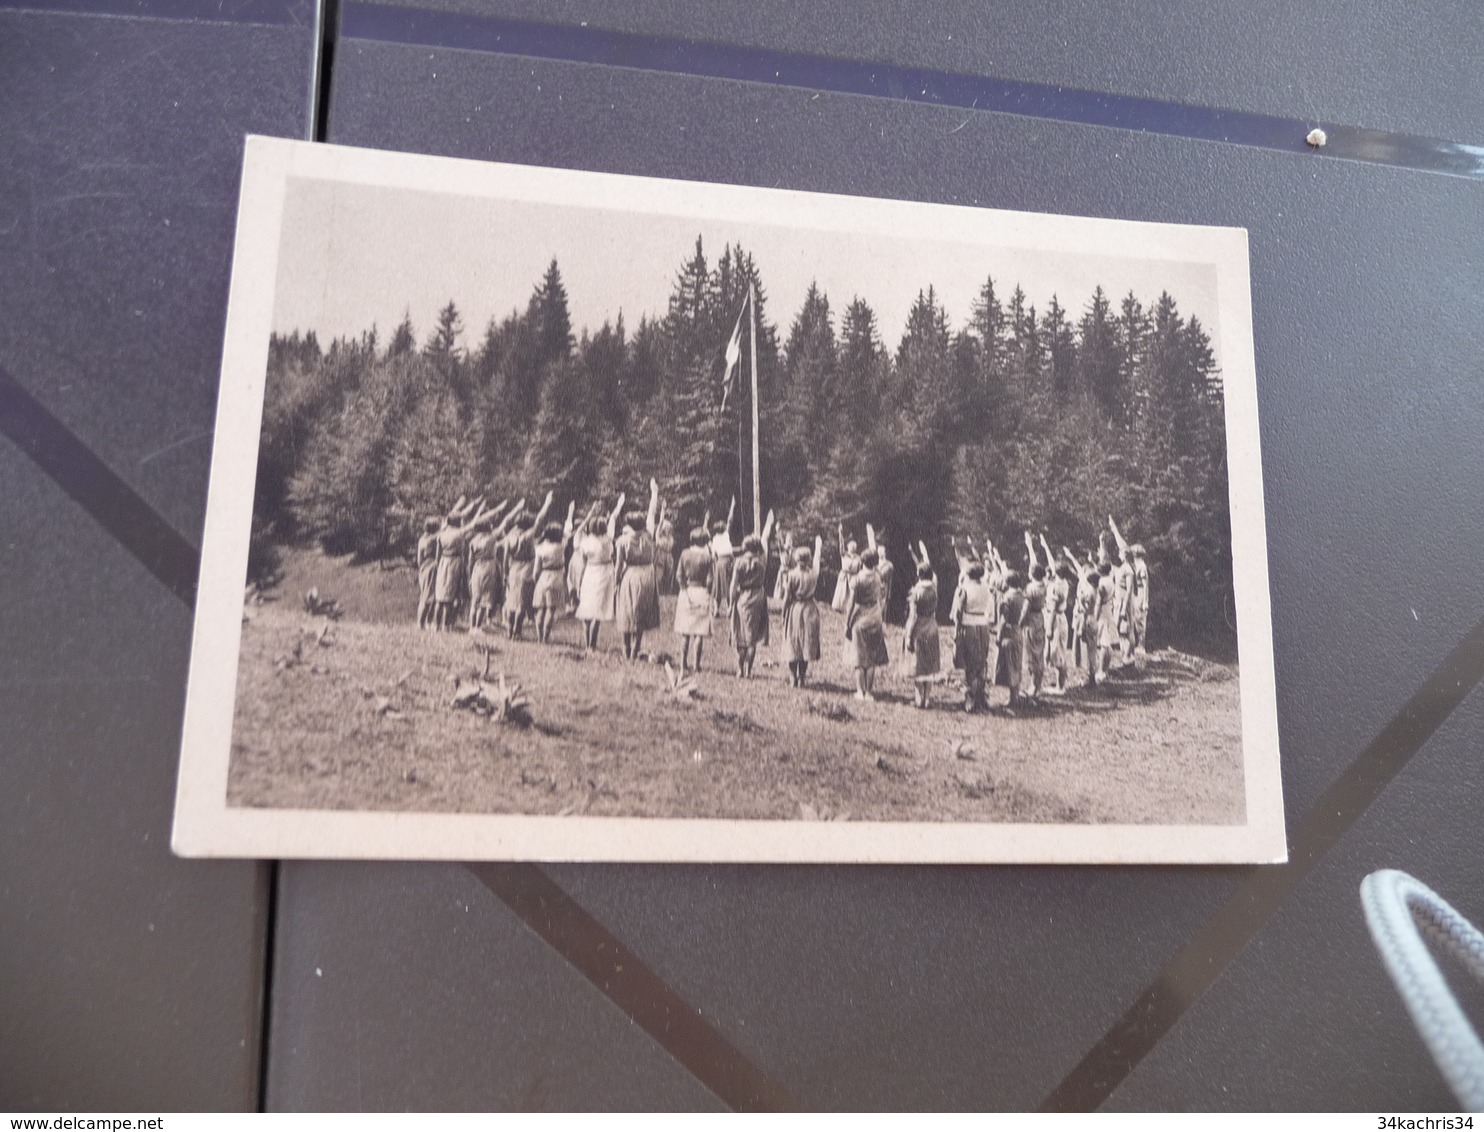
[708,496,737,618]
[729,534,770,679]
[1065,548,1096,675]
[1094,559,1118,683]
[1129,543,1150,657]
[571,494,625,651]
[532,502,577,644]
[999,571,1028,708]
[1047,564,1072,691]
[433,498,481,632]
[614,479,662,660]
[902,540,940,709]
[467,515,500,630]
[416,517,440,630]
[468,499,517,631]
[654,504,676,595]
[674,526,714,671]
[831,524,862,613]
[844,548,890,700]
[502,491,553,640]
[950,558,993,712]
[1038,534,1069,690]
[779,537,823,688]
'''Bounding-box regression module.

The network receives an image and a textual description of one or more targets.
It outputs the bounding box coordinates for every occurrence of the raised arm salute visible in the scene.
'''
[710,496,738,618]
[467,498,513,631]
[950,554,992,713]
[432,497,478,632]
[832,522,862,613]
[1021,531,1048,703]
[903,543,941,709]
[1108,514,1135,668]
[502,491,550,640]
[844,539,889,702]
[574,493,623,651]
[729,524,770,680]
[1041,533,1070,691]
[1129,540,1150,660]
[531,498,576,644]
[674,517,715,672]
[615,480,662,660]
[654,498,676,595]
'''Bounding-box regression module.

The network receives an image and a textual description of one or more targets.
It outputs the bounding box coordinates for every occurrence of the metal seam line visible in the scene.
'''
[1039,612,1484,1110]
[310,0,340,143]
[468,863,795,1111]
[0,0,309,27]
[252,859,281,1111]
[5,0,1480,177]
[332,4,1484,181]
[0,367,200,604]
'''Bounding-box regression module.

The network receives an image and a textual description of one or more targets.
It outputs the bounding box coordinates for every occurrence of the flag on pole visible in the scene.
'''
[720,293,748,412]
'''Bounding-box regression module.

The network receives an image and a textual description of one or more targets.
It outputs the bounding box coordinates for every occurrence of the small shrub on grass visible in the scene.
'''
[805,697,853,723]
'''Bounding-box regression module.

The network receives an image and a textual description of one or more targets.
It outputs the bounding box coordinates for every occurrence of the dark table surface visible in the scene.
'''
[3,0,1482,1111]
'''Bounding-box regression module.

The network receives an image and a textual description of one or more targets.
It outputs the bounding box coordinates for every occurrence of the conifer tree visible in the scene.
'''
[389,310,416,357]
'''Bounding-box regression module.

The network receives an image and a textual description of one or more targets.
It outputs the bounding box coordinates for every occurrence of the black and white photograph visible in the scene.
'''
[173,136,1283,862]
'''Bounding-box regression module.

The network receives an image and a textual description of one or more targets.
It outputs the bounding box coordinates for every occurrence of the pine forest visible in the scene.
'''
[255,240,1234,655]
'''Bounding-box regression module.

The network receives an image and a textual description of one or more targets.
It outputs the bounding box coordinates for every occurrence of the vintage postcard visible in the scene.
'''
[173,136,1285,863]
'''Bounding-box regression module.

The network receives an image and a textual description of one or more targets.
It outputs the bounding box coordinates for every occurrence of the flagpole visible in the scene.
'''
[749,281,761,536]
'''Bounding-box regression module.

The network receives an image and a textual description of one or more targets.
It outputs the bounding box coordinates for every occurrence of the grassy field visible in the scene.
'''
[228,548,1245,824]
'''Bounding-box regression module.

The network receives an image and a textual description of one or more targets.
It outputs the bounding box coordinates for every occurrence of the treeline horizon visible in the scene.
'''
[255,238,1234,654]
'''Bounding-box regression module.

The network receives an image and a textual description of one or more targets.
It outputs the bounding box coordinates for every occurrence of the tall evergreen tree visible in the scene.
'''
[534,259,574,362]
[424,301,464,364]
[1077,286,1123,422]
[1041,295,1077,395]
[388,310,416,357]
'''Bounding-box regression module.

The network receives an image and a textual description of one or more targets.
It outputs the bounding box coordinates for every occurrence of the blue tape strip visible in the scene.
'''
[339,2,1484,180]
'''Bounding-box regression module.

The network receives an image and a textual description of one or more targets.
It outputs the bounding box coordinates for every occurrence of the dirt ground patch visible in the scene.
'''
[228,551,1245,825]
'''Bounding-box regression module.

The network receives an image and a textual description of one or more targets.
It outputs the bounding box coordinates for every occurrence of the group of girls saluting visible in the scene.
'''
[416,488,1149,713]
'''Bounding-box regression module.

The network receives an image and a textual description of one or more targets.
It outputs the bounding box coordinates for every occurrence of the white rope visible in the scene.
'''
[1361,869,1484,1111]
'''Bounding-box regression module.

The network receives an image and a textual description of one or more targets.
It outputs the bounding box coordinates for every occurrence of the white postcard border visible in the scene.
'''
[173,135,1286,864]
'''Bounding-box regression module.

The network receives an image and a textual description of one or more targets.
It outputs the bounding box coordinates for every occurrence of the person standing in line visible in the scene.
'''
[984,537,1009,692]
[1021,533,1048,703]
[416,517,441,630]
[1065,548,1087,670]
[674,526,715,672]
[779,535,823,688]
[832,524,863,614]
[502,491,553,640]
[1071,551,1100,686]
[532,502,577,644]
[1094,559,1118,682]
[729,533,770,679]
[466,502,506,631]
[564,503,591,616]
[950,557,993,713]
[844,547,890,701]
[654,501,676,596]
[571,494,625,651]
[902,541,941,709]
[432,495,484,632]
[1039,534,1070,691]
[772,530,791,601]
[1108,515,1137,668]
[999,570,1028,709]
[708,496,738,618]
[615,479,662,660]
[868,524,895,622]
[1129,543,1151,657]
